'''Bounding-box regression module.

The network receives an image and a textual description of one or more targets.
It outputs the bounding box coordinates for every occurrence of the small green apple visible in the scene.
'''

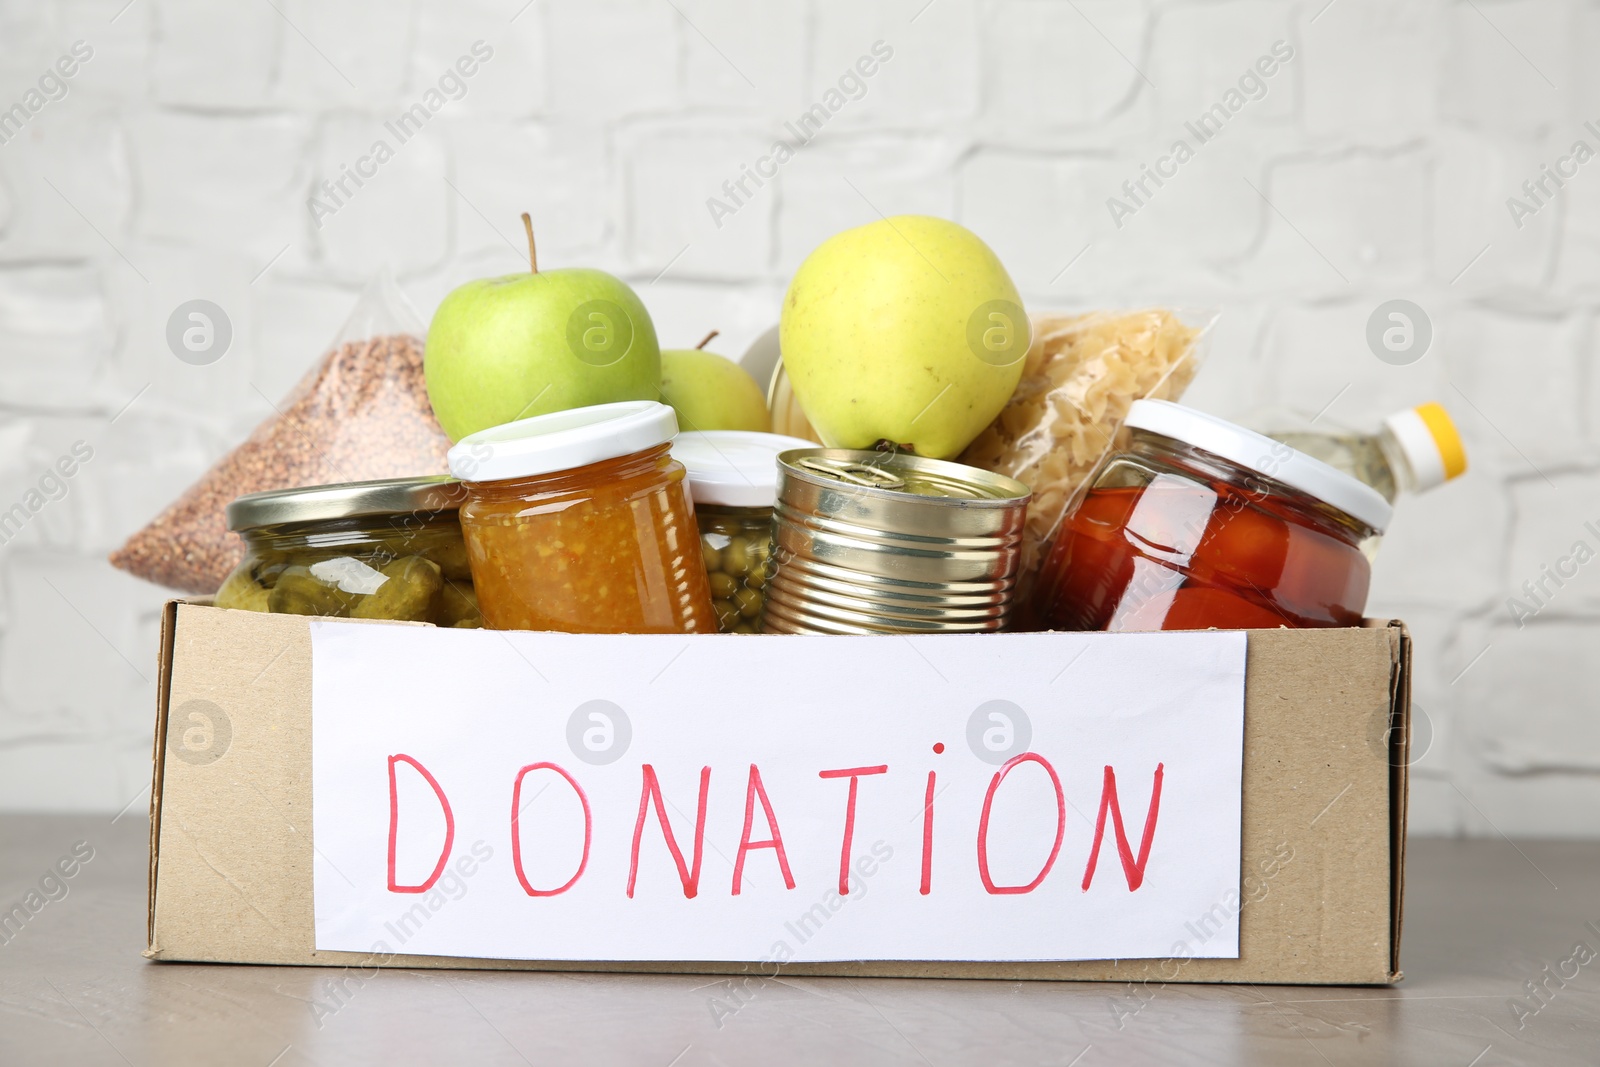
[779,215,1029,460]
[424,216,660,441]
[658,331,772,433]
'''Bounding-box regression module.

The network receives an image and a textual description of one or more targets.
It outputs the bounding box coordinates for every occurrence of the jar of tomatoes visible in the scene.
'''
[448,402,717,634]
[1032,400,1392,632]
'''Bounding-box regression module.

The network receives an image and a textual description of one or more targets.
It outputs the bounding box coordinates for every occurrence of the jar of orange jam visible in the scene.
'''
[447,402,717,634]
[1032,400,1393,632]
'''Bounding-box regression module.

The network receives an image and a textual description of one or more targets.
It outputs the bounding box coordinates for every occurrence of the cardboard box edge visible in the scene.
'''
[146,599,180,959]
[1388,620,1412,982]
[132,953,1404,984]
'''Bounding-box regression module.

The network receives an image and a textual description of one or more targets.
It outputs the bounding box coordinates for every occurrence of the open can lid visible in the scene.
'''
[448,401,678,483]
[778,449,1031,505]
[673,431,820,508]
[1124,400,1394,532]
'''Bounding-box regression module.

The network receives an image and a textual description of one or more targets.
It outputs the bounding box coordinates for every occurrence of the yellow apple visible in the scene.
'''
[658,334,771,433]
[780,215,1028,459]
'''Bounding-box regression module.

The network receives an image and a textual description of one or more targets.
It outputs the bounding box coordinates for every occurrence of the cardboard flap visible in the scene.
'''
[147,599,180,957]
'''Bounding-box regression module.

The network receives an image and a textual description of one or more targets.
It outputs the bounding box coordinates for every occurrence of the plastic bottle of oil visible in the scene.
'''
[1248,402,1467,504]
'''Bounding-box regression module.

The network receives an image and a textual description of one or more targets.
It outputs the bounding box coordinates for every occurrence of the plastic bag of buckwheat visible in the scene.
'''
[110,272,453,593]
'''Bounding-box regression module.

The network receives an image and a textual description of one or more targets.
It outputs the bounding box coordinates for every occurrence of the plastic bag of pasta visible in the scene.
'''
[959,308,1217,592]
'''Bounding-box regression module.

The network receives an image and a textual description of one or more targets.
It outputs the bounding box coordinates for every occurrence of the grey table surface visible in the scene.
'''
[0,815,1596,1066]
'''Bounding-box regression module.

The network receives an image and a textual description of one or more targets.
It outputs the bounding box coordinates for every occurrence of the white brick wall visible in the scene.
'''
[0,0,1594,835]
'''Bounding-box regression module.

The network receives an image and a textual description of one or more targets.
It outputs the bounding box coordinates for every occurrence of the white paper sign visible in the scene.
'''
[310,624,1246,964]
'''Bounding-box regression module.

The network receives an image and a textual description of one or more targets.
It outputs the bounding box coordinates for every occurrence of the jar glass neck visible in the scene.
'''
[463,442,674,500]
[693,503,774,517]
[238,510,459,553]
[1126,429,1375,543]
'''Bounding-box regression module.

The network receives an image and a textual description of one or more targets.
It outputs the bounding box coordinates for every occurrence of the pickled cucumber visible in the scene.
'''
[215,568,271,612]
[268,566,355,617]
[380,532,473,581]
[434,579,481,627]
[422,536,473,581]
[351,556,442,622]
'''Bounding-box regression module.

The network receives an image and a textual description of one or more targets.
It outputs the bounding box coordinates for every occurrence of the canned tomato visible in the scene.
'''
[761,449,1031,634]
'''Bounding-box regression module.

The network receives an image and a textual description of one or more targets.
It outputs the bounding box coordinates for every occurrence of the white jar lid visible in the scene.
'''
[672,431,820,508]
[1124,400,1393,532]
[448,401,678,482]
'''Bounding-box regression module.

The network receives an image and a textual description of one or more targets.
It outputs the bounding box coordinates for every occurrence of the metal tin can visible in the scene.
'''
[761,449,1032,634]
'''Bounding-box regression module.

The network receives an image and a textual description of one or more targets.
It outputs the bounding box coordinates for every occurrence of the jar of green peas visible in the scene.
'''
[673,431,816,633]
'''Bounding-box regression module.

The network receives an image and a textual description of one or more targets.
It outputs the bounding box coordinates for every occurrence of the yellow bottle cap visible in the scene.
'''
[1413,402,1467,480]
[1384,403,1467,491]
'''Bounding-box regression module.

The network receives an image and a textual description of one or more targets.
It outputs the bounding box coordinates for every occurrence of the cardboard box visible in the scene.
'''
[146,602,1410,984]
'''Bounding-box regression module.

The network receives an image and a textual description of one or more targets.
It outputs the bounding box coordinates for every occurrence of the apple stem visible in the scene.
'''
[521,213,538,274]
[694,330,719,350]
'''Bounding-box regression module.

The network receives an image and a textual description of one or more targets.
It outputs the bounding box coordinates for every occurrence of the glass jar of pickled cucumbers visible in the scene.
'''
[674,431,818,634]
[214,476,481,627]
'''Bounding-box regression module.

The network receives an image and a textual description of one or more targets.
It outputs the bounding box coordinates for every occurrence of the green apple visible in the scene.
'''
[424,218,660,441]
[658,332,771,433]
[779,215,1029,460]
